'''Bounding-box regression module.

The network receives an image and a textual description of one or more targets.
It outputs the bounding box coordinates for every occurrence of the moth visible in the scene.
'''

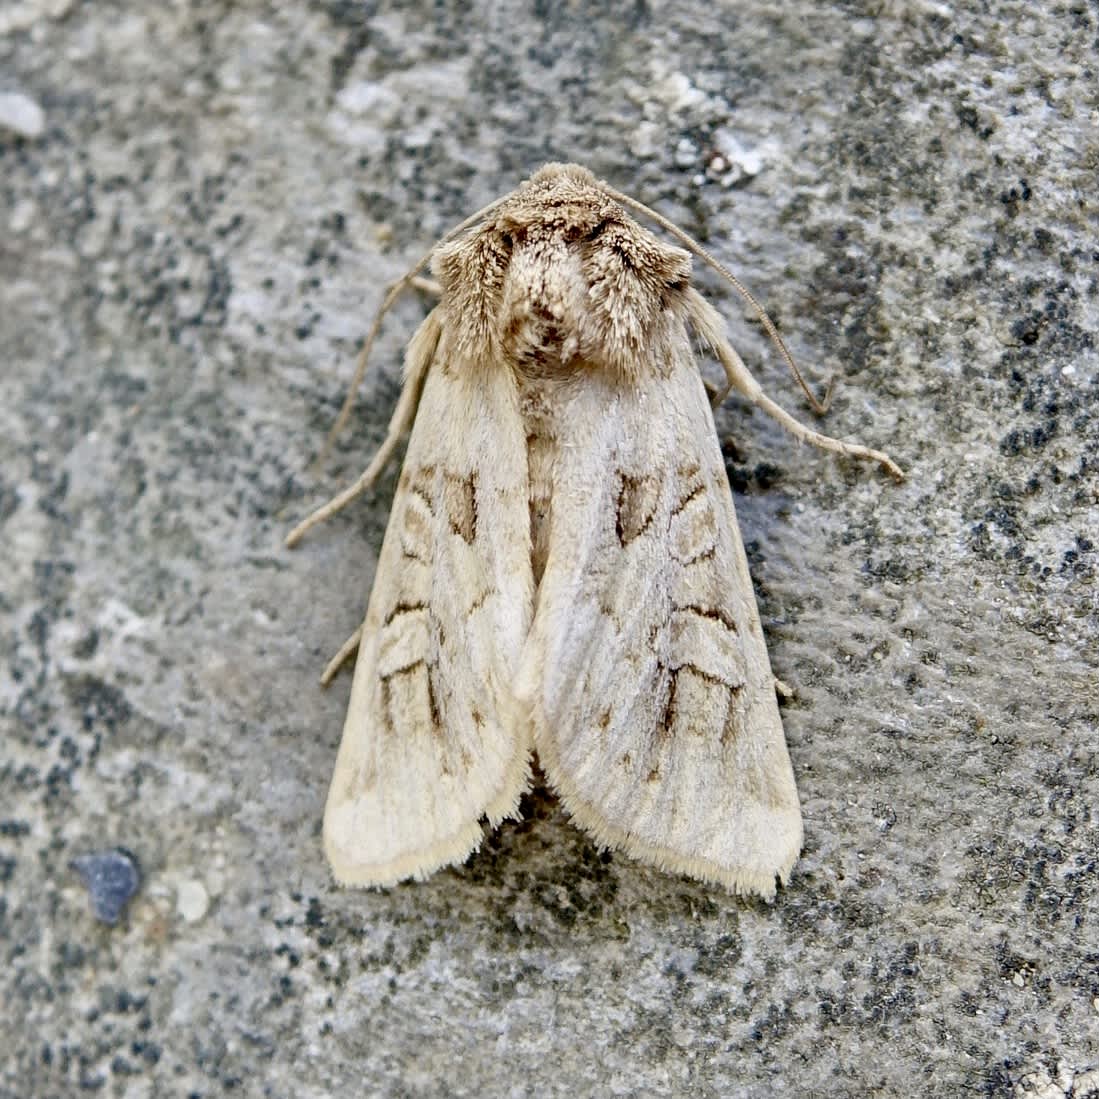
[288,163,902,899]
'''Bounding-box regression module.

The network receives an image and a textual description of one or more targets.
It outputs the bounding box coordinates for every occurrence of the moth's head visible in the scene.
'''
[431,164,693,381]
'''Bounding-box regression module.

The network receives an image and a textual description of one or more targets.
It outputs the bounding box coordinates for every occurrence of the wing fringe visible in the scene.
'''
[527,698,799,901]
[325,742,532,887]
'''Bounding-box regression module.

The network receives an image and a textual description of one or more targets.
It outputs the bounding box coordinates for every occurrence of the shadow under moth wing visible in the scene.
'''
[288,163,903,899]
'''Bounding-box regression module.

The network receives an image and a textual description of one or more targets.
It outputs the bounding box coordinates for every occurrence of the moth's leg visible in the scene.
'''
[714,339,905,481]
[409,276,442,297]
[773,676,794,702]
[286,392,415,547]
[320,623,363,686]
[314,273,442,469]
[286,312,440,548]
[286,409,409,548]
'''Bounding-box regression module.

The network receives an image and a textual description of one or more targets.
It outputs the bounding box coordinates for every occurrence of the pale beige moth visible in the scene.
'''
[288,163,902,899]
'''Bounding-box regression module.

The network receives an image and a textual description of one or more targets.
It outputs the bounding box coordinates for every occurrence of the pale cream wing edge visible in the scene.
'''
[517,352,802,900]
[327,634,532,888]
[324,314,535,887]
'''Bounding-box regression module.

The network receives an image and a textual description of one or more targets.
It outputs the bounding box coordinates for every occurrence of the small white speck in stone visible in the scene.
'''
[0,92,45,138]
[176,879,210,923]
[9,199,35,233]
[710,128,782,188]
[674,138,696,168]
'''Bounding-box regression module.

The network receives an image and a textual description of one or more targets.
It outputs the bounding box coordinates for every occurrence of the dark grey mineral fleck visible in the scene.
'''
[70,848,141,925]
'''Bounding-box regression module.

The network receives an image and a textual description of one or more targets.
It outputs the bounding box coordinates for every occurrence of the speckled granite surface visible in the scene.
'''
[2,2,1096,1096]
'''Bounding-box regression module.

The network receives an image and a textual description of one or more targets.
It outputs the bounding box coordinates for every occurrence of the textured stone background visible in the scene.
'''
[2,1,1096,1096]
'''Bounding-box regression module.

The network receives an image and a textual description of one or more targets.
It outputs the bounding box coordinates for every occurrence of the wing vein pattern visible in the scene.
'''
[518,348,801,897]
[324,317,534,886]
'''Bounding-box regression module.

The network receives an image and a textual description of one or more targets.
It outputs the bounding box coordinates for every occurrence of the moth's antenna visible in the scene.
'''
[315,193,511,468]
[604,185,833,416]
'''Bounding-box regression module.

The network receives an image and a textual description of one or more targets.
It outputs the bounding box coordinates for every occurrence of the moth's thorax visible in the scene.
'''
[497,238,595,379]
[432,164,694,382]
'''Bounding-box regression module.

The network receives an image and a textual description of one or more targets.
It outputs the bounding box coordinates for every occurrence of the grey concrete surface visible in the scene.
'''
[2,2,1096,1096]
